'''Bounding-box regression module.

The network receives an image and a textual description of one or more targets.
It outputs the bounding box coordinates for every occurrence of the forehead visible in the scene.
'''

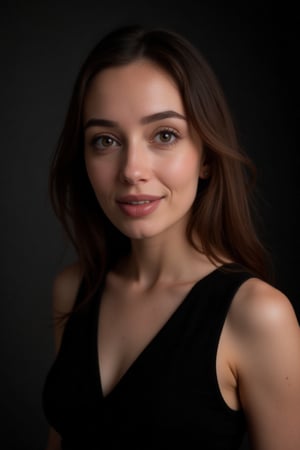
[83,59,185,121]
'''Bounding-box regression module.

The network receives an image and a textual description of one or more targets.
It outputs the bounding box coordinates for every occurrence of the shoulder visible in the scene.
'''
[228,277,299,335]
[51,261,83,353]
[52,261,83,319]
[227,276,300,388]
[227,279,300,447]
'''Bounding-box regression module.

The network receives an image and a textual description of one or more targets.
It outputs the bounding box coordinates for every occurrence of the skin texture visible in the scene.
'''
[83,60,208,242]
[46,60,300,450]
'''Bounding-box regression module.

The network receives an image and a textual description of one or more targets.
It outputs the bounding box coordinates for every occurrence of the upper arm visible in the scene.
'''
[45,427,62,450]
[231,279,300,450]
[45,261,82,450]
[51,261,83,352]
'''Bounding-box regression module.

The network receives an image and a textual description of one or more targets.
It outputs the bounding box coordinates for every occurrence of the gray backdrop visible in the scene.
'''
[1,1,299,449]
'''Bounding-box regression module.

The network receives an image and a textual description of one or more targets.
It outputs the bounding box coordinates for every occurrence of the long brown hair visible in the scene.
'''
[49,25,272,306]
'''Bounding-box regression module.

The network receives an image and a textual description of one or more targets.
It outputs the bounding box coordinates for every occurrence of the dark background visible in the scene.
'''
[1,1,299,449]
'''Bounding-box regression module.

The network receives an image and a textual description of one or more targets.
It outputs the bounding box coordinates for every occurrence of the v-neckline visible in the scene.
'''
[92,264,227,400]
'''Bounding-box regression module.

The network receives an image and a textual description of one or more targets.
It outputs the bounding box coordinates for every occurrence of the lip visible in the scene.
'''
[117,195,163,203]
[116,194,164,218]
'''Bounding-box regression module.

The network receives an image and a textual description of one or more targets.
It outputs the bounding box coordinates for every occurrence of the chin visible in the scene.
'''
[117,224,161,241]
[122,230,156,241]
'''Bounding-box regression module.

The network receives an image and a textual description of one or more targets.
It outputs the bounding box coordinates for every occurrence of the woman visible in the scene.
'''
[43,25,300,449]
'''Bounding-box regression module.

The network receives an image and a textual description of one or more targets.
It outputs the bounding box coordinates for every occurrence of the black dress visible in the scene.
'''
[42,264,252,449]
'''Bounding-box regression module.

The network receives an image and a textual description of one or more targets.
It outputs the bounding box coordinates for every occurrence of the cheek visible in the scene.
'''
[160,152,200,187]
[85,159,114,194]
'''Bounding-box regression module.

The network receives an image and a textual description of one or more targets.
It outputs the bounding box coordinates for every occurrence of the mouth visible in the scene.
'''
[117,195,163,204]
[116,195,164,217]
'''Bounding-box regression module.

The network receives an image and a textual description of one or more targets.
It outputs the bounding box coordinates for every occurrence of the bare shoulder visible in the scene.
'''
[228,277,299,335]
[227,278,300,448]
[51,261,83,353]
[52,261,83,319]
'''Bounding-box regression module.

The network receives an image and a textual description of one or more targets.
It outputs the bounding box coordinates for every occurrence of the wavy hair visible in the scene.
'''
[49,25,272,306]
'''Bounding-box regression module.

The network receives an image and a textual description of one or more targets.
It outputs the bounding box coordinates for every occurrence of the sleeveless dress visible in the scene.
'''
[42,264,253,449]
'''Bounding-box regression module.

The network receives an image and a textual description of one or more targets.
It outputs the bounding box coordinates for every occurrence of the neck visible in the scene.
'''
[118,229,213,290]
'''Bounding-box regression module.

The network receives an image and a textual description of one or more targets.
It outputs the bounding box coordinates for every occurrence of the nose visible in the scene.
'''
[119,141,150,185]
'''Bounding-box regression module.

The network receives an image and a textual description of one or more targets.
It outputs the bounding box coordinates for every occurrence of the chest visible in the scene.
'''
[97,283,194,397]
[43,268,249,448]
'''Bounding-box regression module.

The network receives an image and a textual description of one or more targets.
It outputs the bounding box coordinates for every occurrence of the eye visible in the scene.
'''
[91,135,120,150]
[153,128,179,145]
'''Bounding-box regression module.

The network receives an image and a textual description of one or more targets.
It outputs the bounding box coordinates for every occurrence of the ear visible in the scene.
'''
[199,162,210,179]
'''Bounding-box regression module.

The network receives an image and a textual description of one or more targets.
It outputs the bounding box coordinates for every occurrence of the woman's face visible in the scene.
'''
[83,59,208,241]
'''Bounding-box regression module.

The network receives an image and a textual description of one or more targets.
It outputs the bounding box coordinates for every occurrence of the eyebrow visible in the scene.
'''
[84,110,187,130]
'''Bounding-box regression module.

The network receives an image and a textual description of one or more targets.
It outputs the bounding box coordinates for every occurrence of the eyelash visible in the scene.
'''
[151,127,180,146]
[90,134,120,149]
[89,127,181,151]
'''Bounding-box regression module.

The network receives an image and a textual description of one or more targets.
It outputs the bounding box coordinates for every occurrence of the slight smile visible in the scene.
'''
[116,195,164,218]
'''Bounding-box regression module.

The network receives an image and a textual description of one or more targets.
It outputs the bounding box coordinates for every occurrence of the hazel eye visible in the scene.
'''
[91,135,120,149]
[153,129,179,145]
[160,131,173,142]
